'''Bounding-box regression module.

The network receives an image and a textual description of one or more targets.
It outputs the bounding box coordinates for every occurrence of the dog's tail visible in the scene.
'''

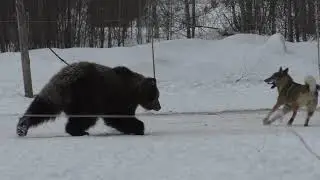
[304,75,317,93]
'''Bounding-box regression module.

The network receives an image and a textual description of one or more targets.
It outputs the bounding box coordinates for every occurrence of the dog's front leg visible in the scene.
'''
[263,101,282,125]
[268,104,292,124]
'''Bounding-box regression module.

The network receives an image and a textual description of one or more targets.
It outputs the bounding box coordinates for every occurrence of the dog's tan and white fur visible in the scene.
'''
[263,67,319,126]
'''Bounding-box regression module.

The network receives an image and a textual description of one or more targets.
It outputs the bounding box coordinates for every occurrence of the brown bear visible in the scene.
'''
[16,61,161,137]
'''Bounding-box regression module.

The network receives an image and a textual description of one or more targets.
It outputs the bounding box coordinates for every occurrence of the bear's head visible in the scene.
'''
[137,77,161,111]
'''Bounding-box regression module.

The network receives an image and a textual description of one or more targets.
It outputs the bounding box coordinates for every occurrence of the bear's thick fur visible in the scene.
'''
[16,61,161,137]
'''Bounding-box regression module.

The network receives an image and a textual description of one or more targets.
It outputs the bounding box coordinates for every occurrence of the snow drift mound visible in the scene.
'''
[222,33,268,45]
[262,33,287,55]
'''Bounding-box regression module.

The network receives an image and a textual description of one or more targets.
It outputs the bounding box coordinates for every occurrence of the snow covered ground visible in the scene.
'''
[1,111,320,180]
[0,33,320,179]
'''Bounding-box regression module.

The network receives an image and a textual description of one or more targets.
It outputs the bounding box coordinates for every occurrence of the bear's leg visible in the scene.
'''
[103,117,145,135]
[17,96,61,137]
[65,117,97,136]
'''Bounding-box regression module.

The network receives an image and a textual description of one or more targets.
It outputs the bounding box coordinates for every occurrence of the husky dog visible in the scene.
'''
[263,67,319,126]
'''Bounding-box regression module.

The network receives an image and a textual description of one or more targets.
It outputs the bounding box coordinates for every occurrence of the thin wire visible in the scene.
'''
[0,108,281,118]
[0,111,225,118]
[4,107,320,118]
[0,20,122,23]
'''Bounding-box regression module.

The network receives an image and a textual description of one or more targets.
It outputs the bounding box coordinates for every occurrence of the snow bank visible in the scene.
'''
[0,33,319,114]
[262,33,287,54]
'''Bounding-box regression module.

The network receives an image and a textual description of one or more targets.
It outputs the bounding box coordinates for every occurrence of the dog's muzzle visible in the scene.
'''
[264,78,276,89]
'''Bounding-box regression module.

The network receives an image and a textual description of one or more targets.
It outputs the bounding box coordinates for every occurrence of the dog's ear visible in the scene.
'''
[279,67,283,72]
[283,68,289,74]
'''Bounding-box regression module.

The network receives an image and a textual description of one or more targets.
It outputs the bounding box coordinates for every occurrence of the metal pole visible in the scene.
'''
[316,0,320,79]
[150,0,156,79]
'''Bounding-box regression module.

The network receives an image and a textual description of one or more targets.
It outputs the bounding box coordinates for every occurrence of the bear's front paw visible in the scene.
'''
[69,131,90,136]
[127,120,145,135]
[17,118,29,137]
[17,124,28,137]
[133,130,144,135]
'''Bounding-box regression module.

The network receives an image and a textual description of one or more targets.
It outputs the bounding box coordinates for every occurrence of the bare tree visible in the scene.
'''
[184,0,191,38]
[191,0,196,38]
[269,0,277,34]
[287,0,294,42]
[137,0,143,44]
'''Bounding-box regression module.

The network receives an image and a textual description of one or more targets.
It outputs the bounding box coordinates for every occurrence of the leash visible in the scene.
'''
[48,48,70,66]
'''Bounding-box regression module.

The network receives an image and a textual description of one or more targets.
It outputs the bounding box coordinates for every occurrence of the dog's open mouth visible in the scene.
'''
[264,79,276,89]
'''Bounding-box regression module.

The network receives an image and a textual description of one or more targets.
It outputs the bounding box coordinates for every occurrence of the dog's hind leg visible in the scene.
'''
[287,104,299,126]
[305,101,317,127]
[304,111,314,127]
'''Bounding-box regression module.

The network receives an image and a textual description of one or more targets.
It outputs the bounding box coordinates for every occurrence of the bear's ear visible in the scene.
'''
[150,78,156,86]
[112,66,133,75]
[137,78,157,93]
[144,78,156,87]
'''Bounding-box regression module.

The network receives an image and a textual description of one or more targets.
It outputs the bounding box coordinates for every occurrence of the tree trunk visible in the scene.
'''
[306,0,315,34]
[169,0,173,40]
[137,0,143,44]
[16,0,33,98]
[300,0,307,41]
[99,27,104,48]
[184,0,191,38]
[65,0,72,48]
[293,0,300,42]
[0,23,5,52]
[121,25,127,46]
[230,1,240,31]
[107,27,112,48]
[238,0,246,32]
[152,1,159,38]
[269,0,277,34]
[287,0,294,42]
[245,0,253,32]
[89,26,95,47]
[191,0,196,38]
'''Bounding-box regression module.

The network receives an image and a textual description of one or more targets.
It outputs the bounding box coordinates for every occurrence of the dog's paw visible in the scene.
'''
[262,118,271,125]
[287,118,294,126]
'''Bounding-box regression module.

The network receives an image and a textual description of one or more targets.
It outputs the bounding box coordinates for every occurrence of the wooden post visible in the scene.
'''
[16,0,33,98]
[314,0,320,79]
[316,1,320,79]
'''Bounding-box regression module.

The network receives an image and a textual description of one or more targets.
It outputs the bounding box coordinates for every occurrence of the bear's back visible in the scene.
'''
[38,62,125,106]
